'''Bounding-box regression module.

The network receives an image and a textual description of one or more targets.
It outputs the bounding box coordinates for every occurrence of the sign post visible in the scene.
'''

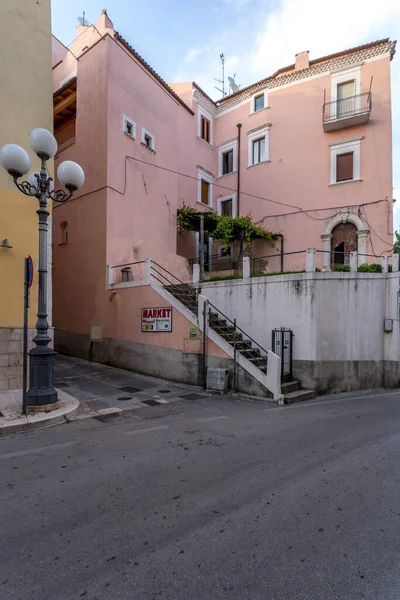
[22,256,33,415]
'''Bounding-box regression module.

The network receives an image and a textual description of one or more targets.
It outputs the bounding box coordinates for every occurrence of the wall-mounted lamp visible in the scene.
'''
[1,238,12,249]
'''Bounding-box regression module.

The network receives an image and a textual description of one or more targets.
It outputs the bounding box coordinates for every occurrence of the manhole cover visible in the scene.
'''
[158,389,171,394]
[117,396,133,401]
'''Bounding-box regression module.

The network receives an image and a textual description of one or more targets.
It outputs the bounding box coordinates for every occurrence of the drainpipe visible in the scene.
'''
[236,123,242,217]
[280,235,284,273]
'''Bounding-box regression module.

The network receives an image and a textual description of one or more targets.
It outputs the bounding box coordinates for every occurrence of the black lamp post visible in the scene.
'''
[0,129,84,411]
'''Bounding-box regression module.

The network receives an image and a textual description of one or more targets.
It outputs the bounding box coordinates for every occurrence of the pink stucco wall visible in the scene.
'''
[51,13,394,355]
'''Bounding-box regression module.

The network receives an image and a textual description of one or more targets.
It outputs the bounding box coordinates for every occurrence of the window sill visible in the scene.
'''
[247,160,271,169]
[329,178,362,186]
[197,136,214,148]
[196,201,214,210]
[249,107,270,116]
[124,131,136,140]
[141,142,156,153]
[217,170,237,180]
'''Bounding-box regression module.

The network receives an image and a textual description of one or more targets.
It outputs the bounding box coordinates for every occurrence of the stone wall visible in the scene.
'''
[0,327,54,390]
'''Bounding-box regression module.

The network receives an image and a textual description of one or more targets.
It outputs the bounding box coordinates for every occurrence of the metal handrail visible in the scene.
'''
[323,91,371,122]
[207,300,269,357]
[151,260,189,287]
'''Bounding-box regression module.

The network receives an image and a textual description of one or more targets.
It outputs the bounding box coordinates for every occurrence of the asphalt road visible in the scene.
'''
[1,389,400,600]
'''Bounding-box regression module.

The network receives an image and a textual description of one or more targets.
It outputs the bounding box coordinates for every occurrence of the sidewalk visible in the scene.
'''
[54,354,209,420]
[0,388,79,435]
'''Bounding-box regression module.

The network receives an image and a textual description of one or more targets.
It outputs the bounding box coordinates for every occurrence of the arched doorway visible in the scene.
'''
[321,210,369,270]
[331,222,357,266]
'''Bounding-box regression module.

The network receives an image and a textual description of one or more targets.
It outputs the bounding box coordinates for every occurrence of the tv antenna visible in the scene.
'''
[228,75,240,94]
[78,11,89,26]
[215,53,225,97]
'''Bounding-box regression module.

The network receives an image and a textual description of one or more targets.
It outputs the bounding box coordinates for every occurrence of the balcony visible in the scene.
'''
[323,92,371,132]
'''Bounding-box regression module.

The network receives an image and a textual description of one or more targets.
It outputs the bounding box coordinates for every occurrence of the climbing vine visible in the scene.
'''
[177,204,275,254]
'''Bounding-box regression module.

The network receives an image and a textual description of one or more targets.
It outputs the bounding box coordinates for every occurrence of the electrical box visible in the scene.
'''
[206,368,229,392]
[384,319,393,333]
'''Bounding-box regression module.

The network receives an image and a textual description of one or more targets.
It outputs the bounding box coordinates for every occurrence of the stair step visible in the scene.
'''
[281,380,300,394]
[283,389,317,405]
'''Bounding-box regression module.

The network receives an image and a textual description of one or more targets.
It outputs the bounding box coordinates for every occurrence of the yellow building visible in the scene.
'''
[0,0,53,390]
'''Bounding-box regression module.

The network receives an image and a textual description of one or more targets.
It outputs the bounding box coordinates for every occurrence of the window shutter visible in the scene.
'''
[221,199,232,216]
[336,152,353,182]
[228,150,233,173]
[201,180,209,205]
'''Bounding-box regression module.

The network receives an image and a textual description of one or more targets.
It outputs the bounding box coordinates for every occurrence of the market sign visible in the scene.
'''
[141,307,172,332]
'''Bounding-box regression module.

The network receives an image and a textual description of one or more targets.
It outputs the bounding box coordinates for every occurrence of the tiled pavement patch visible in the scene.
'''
[55,355,209,421]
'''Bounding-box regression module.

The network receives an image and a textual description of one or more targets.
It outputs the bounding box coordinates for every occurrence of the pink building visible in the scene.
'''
[50,11,396,396]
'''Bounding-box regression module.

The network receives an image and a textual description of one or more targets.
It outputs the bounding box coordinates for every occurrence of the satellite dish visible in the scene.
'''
[78,12,89,26]
[228,76,240,93]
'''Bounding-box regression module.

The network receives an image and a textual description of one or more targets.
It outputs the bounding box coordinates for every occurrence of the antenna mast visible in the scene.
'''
[214,53,225,97]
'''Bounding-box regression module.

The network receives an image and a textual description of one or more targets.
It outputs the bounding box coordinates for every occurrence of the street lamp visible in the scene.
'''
[0,129,84,412]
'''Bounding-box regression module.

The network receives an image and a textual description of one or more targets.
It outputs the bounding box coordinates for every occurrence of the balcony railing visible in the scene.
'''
[188,254,268,277]
[323,92,371,132]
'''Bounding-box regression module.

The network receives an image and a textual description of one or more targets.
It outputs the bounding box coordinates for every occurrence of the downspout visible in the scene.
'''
[280,235,284,273]
[236,123,242,217]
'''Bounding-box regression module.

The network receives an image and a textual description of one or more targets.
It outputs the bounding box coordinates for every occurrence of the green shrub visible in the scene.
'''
[357,264,382,273]
[335,264,351,272]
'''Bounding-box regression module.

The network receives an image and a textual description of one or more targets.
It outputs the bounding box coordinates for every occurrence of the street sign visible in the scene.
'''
[27,255,33,288]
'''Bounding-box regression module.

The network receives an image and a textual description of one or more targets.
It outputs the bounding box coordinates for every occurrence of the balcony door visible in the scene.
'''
[337,80,355,118]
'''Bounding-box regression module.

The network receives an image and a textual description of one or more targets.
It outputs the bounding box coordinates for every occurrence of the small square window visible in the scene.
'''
[222,150,234,175]
[220,198,233,216]
[254,94,264,112]
[336,152,353,182]
[201,115,210,143]
[123,115,136,139]
[201,179,210,205]
[144,134,152,148]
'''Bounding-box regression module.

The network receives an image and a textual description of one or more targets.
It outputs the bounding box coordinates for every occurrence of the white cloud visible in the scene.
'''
[184,48,203,64]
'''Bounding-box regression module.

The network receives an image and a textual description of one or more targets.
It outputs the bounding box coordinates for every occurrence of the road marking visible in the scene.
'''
[0,441,79,460]
[125,425,169,435]
[197,416,228,422]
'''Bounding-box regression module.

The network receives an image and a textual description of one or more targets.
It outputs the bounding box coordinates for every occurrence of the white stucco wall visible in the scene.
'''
[199,272,400,364]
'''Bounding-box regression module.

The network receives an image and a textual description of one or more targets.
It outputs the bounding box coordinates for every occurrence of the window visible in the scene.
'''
[201,179,210,205]
[197,167,213,207]
[252,137,266,165]
[201,115,210,143]
[329,136,362,185]
[197,107,213,145]
[141,128,155,151]
[336,152,353,182]
[248,125,270,167]
[218,140,237,177]
[331,67,361,119]
[59,221,68,244]
[220,198,232,216]
[222,150,234,175]
[122,115,136,139]
[254,94,264,112]
[217,194,236,217]
[250,91,268,114]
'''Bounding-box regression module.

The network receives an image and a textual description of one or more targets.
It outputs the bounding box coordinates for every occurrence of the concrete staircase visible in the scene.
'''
[281,380,317,405]
[165,284,268,376]
[164,283,316,405]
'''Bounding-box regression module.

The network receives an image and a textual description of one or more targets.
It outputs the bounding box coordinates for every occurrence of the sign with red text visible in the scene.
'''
[141,307,172,332]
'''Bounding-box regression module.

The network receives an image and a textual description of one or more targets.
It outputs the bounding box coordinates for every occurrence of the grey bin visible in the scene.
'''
[206,368,229,392]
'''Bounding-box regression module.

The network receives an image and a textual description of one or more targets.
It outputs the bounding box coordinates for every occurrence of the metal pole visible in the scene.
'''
[202,300,208,389]
[26,158,58,409]
[200,214,205,282]
[22,258,29,415]
[233,318,237,392]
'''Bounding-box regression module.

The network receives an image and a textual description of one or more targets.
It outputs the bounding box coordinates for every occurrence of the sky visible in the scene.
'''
[51,0,400,231]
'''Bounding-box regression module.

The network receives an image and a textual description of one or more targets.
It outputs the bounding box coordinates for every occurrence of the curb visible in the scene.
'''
[0,389,79,436]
